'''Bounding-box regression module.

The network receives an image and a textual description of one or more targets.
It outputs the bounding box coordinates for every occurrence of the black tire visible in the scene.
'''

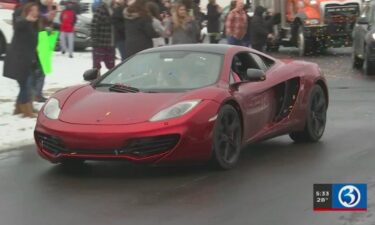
[211,105,242,169]
[297,26,314,56]
[290,85,327,143]
[364,51,375,75]
[352,51,364,69]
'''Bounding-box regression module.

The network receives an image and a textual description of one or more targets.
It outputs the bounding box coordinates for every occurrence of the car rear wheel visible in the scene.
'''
[290,85,327,143]
[297,26,314,56]
[211,105,242,170]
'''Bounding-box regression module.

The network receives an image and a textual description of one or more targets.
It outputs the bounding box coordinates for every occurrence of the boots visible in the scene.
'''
[13,102,21,115]
[19,102,37,118]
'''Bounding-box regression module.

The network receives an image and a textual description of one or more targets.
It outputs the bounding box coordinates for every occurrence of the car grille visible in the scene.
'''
[35,132,180,157]
[35,132,66,154]
[324,3,359,35]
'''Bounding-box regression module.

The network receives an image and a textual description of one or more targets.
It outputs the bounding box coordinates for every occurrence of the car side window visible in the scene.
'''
[249,53,276,72]
[231,52,261,81]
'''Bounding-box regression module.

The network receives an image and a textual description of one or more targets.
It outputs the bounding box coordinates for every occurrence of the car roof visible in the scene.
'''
[140,44,234,55]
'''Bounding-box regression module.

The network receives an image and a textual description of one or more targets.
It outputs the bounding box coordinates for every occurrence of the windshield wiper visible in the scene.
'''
[108,83,140,93]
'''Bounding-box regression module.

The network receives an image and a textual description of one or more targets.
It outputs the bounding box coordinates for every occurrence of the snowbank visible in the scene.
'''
[0,51,108,151]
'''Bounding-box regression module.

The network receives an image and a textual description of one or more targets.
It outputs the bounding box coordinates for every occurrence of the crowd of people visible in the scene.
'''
[2,0,277,118]
[90,0,205,72]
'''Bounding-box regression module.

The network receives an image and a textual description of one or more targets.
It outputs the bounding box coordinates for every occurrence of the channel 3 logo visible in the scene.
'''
[338,185,361,208]
[314,183,367,211]
[333,184,367,211]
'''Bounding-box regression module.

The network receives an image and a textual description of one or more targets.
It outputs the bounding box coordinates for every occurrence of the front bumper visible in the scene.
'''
[34,100,220,165]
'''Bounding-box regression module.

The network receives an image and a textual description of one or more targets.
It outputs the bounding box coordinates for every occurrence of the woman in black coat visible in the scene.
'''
[123,0,159,59]
[3,3,39,118]
[206,0,222,44]
[112,0,127,61]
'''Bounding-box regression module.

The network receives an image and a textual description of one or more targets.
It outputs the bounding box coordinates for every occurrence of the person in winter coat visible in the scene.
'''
[225,0,247,46]
[206,0,222,44]
[250,6,274,52]
[170,2,199,44]
[146,1,168,47]
[161,0,172,44]
[123,0,159,59]
[91,0,116,71]
[242,3,251,47]
[112,0,127,60]
[3,3,39,118]
[13,0,57,103]
[60,1,77,58]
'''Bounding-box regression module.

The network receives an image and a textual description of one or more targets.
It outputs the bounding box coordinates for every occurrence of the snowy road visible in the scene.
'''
[0,47,375,225]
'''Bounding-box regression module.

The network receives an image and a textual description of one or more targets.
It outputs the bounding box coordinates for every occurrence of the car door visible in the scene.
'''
[230,52,278,142]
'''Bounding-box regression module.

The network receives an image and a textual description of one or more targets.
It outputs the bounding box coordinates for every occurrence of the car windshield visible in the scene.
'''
[97,51,223,92]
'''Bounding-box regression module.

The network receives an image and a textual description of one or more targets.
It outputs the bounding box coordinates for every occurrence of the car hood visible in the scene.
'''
[59,85,222,125]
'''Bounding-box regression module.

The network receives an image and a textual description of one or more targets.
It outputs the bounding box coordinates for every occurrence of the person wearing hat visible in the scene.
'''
[250,5,274,52]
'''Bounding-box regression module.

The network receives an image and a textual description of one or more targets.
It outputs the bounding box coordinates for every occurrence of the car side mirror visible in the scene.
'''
[83,69,100,81]
[357,17,369,25]
[244,69,266,82]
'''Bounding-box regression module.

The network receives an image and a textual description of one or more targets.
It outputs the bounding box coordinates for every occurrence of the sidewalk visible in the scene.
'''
[0,52,97,151]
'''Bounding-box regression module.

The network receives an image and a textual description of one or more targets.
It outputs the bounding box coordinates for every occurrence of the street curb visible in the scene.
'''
[0,140,34,153]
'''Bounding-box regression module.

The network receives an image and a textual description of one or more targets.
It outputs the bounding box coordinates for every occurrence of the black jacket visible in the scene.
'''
[112,6,126,42]
[250,6,269,47]
[3,18,38,82]
[123,9,159,59]
[91,4,113,47]
[206,3,221,33]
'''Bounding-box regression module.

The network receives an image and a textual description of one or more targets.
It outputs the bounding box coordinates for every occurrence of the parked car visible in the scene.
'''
[0,7,13,56]
[35,44,328,169]
[0,0,17,10]
[58,0,92,14]
[54,11,91,51]
[352,0,375,75]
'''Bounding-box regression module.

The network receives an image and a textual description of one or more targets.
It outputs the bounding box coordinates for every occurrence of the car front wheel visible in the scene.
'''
[211,105,242,169]
[290,85,327,143]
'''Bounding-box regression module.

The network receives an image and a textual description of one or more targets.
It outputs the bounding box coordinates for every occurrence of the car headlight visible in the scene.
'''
[305,19,319,25]
[76,32,88,38]
[372,33,375,40]
[150,100,201,122]
[43,98,61,120]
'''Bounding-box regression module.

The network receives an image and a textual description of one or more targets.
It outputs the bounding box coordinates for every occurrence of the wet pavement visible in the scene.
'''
[1,47,375,225]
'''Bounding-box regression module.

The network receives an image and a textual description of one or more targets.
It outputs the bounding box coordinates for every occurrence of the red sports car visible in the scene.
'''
[34,44,328,169]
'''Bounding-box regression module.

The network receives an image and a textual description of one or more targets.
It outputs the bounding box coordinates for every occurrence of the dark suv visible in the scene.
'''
[352,0,375,75]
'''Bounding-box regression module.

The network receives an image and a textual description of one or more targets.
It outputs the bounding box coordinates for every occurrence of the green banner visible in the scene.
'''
[37,31,59,75]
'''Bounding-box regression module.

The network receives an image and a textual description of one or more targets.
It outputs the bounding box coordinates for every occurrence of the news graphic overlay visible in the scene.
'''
[314,184,367,211]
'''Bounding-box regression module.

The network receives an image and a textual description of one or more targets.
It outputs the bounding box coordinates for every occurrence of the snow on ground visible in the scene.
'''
[0,51,112,151]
